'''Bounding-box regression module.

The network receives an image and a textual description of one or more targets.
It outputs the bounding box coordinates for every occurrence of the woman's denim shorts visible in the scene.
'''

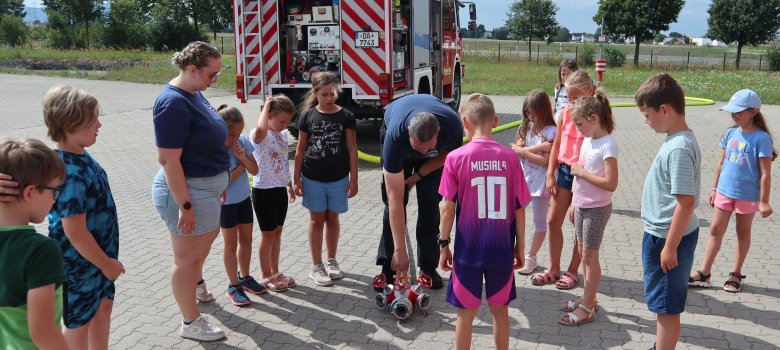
[152,168,229,235]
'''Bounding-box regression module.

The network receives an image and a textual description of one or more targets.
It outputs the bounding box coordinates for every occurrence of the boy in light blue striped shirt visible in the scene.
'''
[635,73,701,350]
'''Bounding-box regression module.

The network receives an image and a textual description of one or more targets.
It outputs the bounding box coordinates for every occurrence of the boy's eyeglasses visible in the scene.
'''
[209,71,221,81]
[36,185,62,199]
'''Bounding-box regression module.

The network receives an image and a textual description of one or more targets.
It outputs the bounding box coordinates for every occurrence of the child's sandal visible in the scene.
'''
[688,269,712,288]
[559,303,596,326]
[723,272,746,293]
[262,273,288,292]
[530,270,559,286]
[555,271,579,290]
[278,273,296,288]
[561,297,597,312]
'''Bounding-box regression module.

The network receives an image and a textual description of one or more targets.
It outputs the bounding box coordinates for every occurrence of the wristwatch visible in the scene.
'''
[179,201,192,210]
[437,236,450,248]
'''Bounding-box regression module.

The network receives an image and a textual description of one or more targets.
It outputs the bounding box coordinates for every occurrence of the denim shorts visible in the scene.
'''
[642,228,698,314]
[301,175,349,213]
[151,168,229,235]
[555,163,574,192]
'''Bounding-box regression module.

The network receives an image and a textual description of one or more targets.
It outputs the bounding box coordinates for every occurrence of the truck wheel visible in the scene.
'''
[449,74,461,112]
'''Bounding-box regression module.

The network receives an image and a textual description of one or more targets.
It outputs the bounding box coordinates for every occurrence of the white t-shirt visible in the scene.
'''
[518,124,557,197]
[572,134,618,208]
[251,129,291,189]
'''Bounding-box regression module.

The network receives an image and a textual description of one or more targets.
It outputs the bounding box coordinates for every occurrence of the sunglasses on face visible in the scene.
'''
[209,71,221,81]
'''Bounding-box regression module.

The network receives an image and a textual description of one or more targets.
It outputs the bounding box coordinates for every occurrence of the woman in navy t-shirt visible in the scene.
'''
[150,41,229,342]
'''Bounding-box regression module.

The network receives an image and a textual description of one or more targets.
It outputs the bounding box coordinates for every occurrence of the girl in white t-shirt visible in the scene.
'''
[251,95,297,292]
[553,59,579,118]
[511,90,557,275]
[560,90,618,326]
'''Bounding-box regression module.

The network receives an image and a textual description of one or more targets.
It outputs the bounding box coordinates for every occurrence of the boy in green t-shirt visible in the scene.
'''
[0,138,68,350]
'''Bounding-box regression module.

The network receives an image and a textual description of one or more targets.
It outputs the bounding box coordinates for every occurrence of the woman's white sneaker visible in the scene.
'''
[179,315,225,341]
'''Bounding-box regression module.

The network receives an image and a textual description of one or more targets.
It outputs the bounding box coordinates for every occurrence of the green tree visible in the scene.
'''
[595,0,684,67]
[668,31,684,38]
[506,0,559,60]
[149,0,205,51]
[43,0,103,49]
[553,27,571,42]
[0,0,25,17]
[708,0,780,70]
[655,33,667,43]
[104,0,147,49]
[493,26,510,40]
[203,0,232,40]
[0,13,27,46]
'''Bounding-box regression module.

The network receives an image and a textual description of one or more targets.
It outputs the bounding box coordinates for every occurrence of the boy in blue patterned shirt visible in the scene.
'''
[0,139,68,349]
[43,86,125,349]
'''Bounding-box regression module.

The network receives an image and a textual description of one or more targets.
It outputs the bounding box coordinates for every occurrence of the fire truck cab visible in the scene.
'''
[232,0,476,119]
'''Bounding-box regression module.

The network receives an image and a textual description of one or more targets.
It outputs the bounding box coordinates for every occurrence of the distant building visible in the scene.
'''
[571,33,595,43]
[691,37,729,47]
[662,37,687,46]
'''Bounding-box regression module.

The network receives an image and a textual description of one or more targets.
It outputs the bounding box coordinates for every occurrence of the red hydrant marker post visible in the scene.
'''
[595,58,606,83]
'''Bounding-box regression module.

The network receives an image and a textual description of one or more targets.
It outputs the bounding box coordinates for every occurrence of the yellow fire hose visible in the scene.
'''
[357,96,714,164]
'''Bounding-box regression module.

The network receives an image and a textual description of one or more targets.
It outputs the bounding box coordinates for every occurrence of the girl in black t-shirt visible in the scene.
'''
[293,72,358,287]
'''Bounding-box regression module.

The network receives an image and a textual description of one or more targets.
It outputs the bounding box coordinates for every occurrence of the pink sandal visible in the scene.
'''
[262,273,288,292]
[530,270,559,286]
[278,273,296,288]
[556,271,579,290]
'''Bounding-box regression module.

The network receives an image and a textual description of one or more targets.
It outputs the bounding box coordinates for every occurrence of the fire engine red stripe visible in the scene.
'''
[343,47,379,93]
[265,62,278,81]
[343,3,382,32]
[263,1,276,23]
[342,63,372,95]
[342,44,380,81]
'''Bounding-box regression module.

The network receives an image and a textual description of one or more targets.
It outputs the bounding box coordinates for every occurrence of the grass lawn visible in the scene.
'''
[3,46,780,104]
[463,55,780,104]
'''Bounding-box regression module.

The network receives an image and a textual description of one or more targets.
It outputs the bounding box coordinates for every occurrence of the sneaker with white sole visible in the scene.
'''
[195,281,214,302]
[517,255,538,275]
[179,315,225,341]
[309,264,333,286]
[325,258,344,280]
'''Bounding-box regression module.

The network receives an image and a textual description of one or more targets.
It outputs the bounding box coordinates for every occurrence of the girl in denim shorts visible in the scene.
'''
[293,72,358,287]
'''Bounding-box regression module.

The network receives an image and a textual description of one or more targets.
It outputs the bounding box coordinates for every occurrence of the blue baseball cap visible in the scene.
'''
[720,89,761,113]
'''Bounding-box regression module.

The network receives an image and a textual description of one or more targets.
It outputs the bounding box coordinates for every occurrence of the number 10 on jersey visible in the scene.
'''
[471,176,507,220]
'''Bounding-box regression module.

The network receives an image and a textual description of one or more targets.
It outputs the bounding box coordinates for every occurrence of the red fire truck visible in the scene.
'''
[232,0,477,119]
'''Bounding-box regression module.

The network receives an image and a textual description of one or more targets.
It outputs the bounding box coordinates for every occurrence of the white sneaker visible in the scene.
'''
[517,255,538,275]
[309,264,333,286]
[325,258,344,280]
[195,281,214,302]
[179,315,225,341]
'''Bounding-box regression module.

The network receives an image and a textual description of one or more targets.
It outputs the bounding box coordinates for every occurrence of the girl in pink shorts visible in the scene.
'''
[689,89,776,292]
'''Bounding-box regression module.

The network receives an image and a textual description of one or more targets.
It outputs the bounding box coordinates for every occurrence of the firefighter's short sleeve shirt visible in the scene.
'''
[381,95,463,173]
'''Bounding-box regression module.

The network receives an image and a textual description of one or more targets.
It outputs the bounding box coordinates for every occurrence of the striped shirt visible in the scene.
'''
[641,131,701,238]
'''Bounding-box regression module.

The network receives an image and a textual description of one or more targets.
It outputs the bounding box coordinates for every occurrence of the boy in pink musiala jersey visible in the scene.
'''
[439,93,531,350]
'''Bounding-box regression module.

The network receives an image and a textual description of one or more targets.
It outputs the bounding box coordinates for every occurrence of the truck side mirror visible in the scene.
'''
[468,21,476,31]
[469,3,476,21]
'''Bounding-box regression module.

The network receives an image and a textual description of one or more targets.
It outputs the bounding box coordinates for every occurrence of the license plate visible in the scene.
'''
[355,31,379,48]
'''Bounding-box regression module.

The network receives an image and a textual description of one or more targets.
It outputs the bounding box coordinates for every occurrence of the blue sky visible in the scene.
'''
[23,0,712,37]
[463,0,712,37]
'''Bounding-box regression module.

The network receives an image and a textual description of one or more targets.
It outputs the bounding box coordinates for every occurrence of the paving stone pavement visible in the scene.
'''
[1,73,779,349]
